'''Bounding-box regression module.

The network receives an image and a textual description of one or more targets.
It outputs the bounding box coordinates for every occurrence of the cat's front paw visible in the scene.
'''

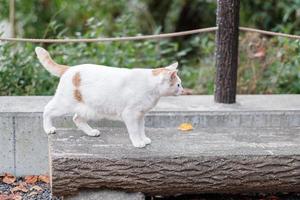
[45,127,56,135]
[86,129,101,137]
[143,137,151,145]
[131,140,146,148]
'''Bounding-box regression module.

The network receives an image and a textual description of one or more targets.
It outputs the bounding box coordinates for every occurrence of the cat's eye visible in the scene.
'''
[177,84,180,87]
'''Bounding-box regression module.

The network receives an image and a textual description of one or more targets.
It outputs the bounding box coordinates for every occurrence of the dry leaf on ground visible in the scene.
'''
[2,173,16,184]
[28,192,38,197]
[12,194,22,200]
[38,175,49,183]
[178,123,193,131]
[0,194,9,200]
[11,184,28,193]
[30,185,42,192]
[24,176,38,184]
[0,194,21,200]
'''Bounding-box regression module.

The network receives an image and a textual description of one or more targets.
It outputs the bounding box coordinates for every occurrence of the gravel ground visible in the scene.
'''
[1,176,300,200]
[0,177,61,200]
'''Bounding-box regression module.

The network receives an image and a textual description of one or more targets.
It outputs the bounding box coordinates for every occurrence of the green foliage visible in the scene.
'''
[0,43,58,95]
[1,0,300,95]
[0,11,198,95]
[240,0,300,34]
[238,33,300,94]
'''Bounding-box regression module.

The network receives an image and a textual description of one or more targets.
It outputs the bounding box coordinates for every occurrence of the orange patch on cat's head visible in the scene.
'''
[152,67,178,83]
[152,68,170,76]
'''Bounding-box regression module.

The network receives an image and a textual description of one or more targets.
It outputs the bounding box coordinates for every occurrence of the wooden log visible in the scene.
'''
[49,127,300,196]
[214,0,240,103]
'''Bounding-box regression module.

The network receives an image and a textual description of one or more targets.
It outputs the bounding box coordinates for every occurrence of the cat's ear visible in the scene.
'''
[160,70,178,82]
[165,62,178,71]
[170,70,177,81]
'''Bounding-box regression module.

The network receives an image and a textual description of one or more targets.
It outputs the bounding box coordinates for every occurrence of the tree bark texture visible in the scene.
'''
[49,128,300,196]
[51,155,300,197]
[214,0,240,103]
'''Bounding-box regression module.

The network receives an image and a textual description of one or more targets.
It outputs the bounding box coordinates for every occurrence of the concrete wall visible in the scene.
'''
[0,95,300,176]
[0,113,48,175]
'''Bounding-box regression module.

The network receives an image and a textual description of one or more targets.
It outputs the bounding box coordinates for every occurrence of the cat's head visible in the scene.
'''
[153,62,183,96]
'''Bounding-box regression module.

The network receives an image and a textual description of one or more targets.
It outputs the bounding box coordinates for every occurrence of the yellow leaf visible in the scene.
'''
[177,123,193,131]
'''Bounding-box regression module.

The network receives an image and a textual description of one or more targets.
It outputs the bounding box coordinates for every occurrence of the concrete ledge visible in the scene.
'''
[0,95,300,176]
[1,95,300,129]
[2,95,300,113]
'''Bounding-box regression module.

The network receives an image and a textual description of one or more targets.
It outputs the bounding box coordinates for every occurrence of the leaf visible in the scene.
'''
[178,123,193,131]
[38,175,49,183]
[11,184,28,193]
[30,185,42,192]
[2,173,16,184]
[0,194,21,200]
[0,194,9,200]
[12,194,22,200]
[24,176,38,184]
[28,192,38,197]
[253,47,266,58]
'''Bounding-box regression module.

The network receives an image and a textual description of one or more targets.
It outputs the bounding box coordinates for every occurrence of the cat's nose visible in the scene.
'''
[176,88,184,96]
[180,87,184,95]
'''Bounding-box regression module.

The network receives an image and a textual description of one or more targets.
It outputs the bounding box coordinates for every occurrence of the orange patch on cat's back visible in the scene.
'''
[74,89,83,102]
[72,72,83,102]
[72,72,81,87]
[152,68,168,76]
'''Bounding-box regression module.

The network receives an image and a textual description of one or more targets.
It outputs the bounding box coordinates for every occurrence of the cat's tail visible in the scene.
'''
[35,47,69,77]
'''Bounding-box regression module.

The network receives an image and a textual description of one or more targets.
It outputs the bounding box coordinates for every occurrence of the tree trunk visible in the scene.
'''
[214,0,240,103]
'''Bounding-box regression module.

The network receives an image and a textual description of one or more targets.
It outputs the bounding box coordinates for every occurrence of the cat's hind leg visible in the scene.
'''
[73,114,100,137]
[43,98,68,134]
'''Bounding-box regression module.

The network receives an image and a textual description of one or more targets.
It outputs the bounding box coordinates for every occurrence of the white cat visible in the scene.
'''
[35,47,183,148]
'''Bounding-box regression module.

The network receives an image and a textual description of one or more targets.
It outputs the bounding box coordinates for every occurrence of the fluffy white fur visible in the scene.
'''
[35,47,183,148]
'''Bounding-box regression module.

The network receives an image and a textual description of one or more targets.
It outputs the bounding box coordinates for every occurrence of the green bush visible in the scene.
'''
[1,0,300,95]
[0,16,204,95]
